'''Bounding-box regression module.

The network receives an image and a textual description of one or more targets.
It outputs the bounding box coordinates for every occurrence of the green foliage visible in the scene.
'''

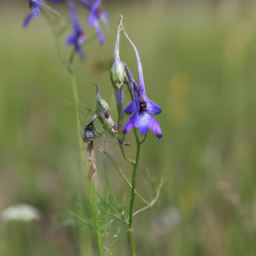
[71,179,126,255]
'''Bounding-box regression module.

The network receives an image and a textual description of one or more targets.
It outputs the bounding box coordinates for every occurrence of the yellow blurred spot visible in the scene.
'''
[224,19,255,64]
[169,73,191,123]
[170,73,191,96]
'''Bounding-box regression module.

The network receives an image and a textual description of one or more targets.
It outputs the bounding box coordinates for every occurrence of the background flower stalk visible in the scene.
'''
[24,0,59,27]
[67,0,85,59]
[78,0,109,43]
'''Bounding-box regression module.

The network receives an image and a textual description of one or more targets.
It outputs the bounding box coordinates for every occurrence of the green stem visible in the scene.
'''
[43,10,103,255]
[99,148,149,205]
[128,128,141,256]
[119,144,135,165]
[69,70,103,256]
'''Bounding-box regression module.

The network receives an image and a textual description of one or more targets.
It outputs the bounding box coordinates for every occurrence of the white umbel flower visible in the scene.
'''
[1,204,41,222]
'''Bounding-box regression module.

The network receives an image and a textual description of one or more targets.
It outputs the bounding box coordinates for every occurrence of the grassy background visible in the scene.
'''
[1,0,256,255]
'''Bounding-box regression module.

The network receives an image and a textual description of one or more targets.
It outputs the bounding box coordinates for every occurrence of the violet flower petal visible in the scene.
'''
[23,1,40,27]
[66,33,76,45]
[87,0,102,25]
[148,115,162,139]
[24,13,35,27]
[97,9,109,27]
[123,112,137,134]
[146,98,162,115]
[67,0,85,59]
[124,98,139,114]
[78,0,107,44]
[135,112,152,134]
[93,21,104,44]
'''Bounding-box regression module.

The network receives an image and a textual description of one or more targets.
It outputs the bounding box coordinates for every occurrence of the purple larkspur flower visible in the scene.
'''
[123,32,162,140]
[24,0,41,27]
[78,0,109,44]
[67,0,86,59]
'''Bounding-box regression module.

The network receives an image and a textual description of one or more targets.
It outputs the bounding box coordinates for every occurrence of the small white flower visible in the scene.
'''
[1,204,41,222]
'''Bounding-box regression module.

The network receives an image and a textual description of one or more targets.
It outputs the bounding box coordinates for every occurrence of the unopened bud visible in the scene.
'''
[94,84,117,135]
[110,60,125,89]
[110,18,125,89]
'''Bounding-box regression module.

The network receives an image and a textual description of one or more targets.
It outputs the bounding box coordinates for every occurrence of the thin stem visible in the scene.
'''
[69,49,76,65]
[119,144,135,165]
[99,148,149,205]
[42,9,103,256]
[41,10,72,70]
[140,134,147,145]
[128,128,141,256]
[69,70,103,256]
[133,177,166,217]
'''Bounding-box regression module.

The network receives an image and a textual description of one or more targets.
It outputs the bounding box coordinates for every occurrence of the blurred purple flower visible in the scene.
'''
[123,33,162,140]
[78,0,109,44]
[24,0,41,27]
[67,0,85,59]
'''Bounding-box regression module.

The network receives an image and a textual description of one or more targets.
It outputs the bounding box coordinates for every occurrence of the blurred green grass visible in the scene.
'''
[1,0,256,255]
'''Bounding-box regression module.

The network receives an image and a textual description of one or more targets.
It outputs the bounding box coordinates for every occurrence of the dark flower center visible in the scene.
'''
[96,8,103,18]
[139,97,147,112]
[77,30,85,45]
[29,1,33,9]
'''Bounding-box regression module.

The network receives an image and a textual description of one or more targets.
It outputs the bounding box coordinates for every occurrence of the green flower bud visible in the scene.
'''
[110,19,126,128]
[94,84,117,136]
[110,60,125,89]
[110,18,126,89]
